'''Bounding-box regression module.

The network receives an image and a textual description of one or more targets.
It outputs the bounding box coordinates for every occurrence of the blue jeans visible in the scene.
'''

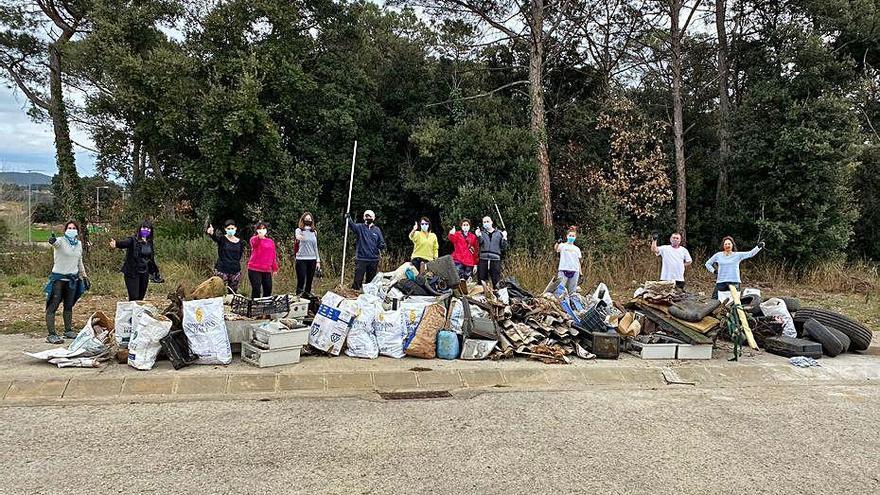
[713,282,740,299]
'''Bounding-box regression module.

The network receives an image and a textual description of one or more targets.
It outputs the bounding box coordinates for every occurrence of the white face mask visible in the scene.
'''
[257,229,267,236]
[65,229,78,239]
[483,222,492,230]
[461,225,470,233]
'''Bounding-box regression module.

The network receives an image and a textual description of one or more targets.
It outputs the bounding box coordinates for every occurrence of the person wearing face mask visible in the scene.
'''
[294,212,321,297]
[206,220,244,293]
[44,221,89,344]
[555,227,582,294]
[409,216,439,272]
[705,236,765,298]
[247,221,279,299]
[650,231,692,289]
[110,220,161,301]
[474,216,508,288]
[448,218,480,281]
[346,209,386,290]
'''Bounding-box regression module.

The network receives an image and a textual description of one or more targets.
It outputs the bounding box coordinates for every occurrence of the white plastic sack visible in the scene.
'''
[114,301,136,348]
[374,309,404,358]
[309,304,354,355]
[128,312,171,370]
[717,291,732,303]
[742,288,761,299]
[344,294,382,359]
[69,312,113,356]
[760,298,796,337]
[320,291,345,309]
[591,283,613,307]
[129,302,158,348]
[449,299,464,334]
[183,297,232,365]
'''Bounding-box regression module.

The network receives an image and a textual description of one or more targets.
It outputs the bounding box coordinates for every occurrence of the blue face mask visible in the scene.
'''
[567,236,576,244]
[483,222,491,230]
[65,229,78,239]
[225,228,236,236]
[420,223,429,232]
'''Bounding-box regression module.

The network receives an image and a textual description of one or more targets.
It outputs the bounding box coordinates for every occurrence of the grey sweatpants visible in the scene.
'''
[557,271,580,295]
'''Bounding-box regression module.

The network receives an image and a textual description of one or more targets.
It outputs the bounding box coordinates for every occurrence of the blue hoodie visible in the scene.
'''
[347,218,386,262]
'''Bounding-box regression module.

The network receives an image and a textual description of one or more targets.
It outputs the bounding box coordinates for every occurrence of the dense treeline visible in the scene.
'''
[1,0,877,264]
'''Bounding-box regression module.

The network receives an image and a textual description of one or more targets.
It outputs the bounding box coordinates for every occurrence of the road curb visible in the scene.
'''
[0,363,876,406]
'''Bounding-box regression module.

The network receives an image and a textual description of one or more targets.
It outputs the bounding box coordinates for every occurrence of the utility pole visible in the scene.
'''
[96,186,109,224]
[26,169,38,244]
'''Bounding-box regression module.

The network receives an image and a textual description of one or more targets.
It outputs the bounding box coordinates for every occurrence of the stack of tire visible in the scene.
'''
[793,308,874,357]
[744,295,874,358]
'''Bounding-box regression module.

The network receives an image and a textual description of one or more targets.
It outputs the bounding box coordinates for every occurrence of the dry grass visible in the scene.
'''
[1,244,877,335]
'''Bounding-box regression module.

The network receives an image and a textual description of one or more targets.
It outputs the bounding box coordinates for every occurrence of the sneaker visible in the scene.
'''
[46,334,64,344]
[63,330,78,339]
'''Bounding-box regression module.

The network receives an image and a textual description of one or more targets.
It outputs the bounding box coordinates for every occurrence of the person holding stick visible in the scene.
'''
[475,215,508,288]
[409,216,438,273]
[347,210,386,290]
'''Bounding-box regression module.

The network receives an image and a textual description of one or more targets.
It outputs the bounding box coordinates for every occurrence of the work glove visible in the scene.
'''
[651,231,659,241]
[758,241,765,249]
[449,227,456,235]
[48,233,57,245]
[501,230,508,240]
[556,238,564,245]
[150,273,165,284]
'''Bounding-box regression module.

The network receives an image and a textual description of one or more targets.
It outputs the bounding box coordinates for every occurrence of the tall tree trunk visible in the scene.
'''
[670,0,687,241]
[48,43,82,225]
[715,0,731,207]
[529,0,553,227]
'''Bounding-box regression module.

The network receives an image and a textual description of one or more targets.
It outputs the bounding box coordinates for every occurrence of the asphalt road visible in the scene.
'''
[1,385,878,495]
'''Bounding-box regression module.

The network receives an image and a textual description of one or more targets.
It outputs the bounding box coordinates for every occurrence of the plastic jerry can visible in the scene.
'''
[436,330,461,360]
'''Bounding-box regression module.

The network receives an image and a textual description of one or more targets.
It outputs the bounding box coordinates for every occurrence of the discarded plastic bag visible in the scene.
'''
[309,304,354,356]
[183,297,232,365]
[374,309,404,358]
[406,303,447,359]
[128,311,172,370]
[320,291,345,309]
[717,291,732,303]
[345,294,382,359]
[114,301,136,348]
[760,298,796,337]
[24,312,114,365]
[400,297,436,349]
[591,283,613,307]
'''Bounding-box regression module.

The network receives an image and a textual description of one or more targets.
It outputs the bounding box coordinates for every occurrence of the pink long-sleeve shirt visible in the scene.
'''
[247,236,279,273]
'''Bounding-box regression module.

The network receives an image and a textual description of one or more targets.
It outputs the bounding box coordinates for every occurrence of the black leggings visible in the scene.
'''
[477,259,502,287]
[124,273,149,301]
[248,269,273,299]
[46,279,76,335]
[295,259,317,295]
[352,260,379,290]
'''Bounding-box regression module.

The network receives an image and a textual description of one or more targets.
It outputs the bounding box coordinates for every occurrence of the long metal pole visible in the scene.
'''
[27,182,32,244]
[96,186,100,223]
[340,140,358,287]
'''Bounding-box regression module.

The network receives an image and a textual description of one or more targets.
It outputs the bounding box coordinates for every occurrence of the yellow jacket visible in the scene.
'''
[409,231,439,260]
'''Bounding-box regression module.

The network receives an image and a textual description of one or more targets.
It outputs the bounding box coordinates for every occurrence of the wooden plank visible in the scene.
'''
[729,285,758,349]
[631,303,713,345]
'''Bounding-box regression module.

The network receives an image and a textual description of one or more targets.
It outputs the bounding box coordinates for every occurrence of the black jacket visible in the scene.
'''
[115,236,159,276]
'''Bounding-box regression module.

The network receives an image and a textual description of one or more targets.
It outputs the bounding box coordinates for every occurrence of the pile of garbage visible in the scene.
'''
[305,255,634,364]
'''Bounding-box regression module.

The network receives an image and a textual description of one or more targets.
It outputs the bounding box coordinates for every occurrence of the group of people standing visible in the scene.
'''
[650,232,765,296]
[41,210,765,344]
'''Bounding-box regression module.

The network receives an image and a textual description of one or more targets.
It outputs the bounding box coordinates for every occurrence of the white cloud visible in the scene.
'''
[0,86,96,176]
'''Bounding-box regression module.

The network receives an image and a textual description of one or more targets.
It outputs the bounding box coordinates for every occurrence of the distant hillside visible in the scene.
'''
[0,172,53,187]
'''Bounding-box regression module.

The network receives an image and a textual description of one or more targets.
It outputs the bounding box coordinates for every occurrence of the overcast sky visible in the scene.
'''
[0,86,96,177]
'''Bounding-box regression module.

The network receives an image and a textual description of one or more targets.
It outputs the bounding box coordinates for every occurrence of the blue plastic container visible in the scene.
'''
[436,330,461,360]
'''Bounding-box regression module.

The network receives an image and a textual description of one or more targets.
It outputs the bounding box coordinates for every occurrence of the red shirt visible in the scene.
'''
[448,231,479,267]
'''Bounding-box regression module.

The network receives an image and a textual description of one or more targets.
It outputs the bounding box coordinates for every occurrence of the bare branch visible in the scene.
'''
[426,79,530,107]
